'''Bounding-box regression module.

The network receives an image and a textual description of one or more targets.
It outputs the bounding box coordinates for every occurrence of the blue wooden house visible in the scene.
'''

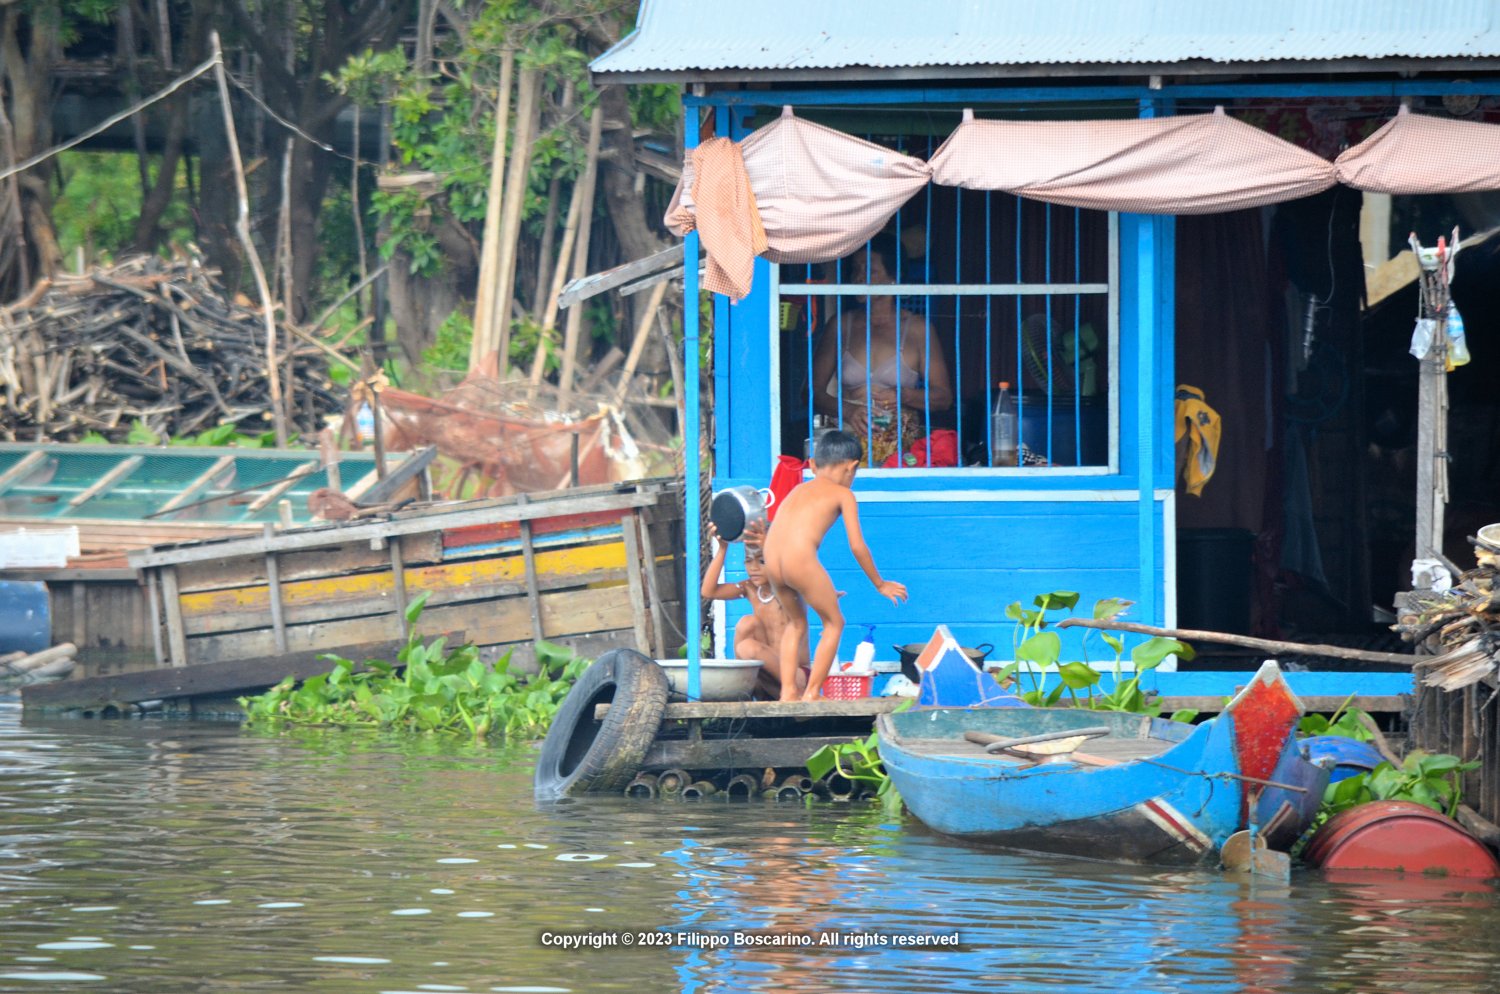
[593,1,1500,699]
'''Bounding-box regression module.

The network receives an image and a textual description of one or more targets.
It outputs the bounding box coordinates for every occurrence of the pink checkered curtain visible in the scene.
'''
[1336,106,1500,194]
[741,107,932,263]
[928,108,1337,214]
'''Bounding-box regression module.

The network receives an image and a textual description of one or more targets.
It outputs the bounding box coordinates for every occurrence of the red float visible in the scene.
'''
[1304,801,1500,878]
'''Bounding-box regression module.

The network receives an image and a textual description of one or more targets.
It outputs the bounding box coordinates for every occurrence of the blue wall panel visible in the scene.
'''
[721,497,1168,665]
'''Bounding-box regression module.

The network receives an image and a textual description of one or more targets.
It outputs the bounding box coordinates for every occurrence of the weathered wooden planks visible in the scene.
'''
[181,583,635,665]
[176,541,628,635]
[172,533,446,593]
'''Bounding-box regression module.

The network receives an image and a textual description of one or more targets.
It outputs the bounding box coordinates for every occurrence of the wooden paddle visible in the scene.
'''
[963,726,1112,756]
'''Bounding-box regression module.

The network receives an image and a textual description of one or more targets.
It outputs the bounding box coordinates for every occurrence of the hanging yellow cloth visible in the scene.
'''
[1175,384,1222,497]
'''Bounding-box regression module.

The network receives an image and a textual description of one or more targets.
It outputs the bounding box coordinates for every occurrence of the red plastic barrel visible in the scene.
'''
[1304,801,1500,878]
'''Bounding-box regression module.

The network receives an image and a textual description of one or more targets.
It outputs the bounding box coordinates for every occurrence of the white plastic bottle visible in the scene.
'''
[851,625,877,673]
[992,381,1018,466]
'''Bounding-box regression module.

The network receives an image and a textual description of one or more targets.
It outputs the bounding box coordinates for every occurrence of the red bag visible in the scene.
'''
[882,430,959,469]
[766,454,806,520]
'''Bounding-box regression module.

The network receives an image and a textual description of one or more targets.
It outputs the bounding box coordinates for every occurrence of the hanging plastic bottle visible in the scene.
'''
[991,381,1018,467]
[851,625,877,673]
[1446,301,1471,371]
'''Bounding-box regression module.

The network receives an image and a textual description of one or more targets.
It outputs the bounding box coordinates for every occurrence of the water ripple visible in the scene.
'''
[1,710,1498,994]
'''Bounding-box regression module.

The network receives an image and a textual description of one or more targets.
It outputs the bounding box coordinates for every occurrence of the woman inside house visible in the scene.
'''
[810,232,953,466]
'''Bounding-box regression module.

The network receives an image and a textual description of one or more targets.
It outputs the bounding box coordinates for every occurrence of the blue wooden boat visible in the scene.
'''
[877,660,1330,864]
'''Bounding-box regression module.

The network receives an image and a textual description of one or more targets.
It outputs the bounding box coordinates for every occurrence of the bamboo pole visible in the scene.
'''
[490,67,540,373]
[527,147,588,387]
[469,49,515,370]
[1055,617,1419,665]
[612,279,670,406]
[555,106,605,410]
[531,80,574,319]
[210,32,288,447]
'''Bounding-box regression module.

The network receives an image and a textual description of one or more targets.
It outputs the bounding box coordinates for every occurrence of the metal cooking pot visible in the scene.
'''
[710,486,776,542]
[893,642,994,684]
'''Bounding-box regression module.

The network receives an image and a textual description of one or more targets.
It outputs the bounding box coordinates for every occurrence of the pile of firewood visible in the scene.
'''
[0,256,344,442]
[1394,535,1500,691]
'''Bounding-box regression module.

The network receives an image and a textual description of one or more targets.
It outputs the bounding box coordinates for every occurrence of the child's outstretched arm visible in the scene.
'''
[840,490,908,605]
[700,523,744,601]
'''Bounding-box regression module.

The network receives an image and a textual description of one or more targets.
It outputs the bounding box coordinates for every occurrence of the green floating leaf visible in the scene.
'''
[1016,631,1061,668]
[1034,590,1080,611]
[1130,637,1190,671]
[1092,597,1133,620]
[1056,661,1101,691]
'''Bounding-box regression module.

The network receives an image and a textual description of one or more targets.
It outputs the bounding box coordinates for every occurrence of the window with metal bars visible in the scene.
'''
[776,167,1117,472]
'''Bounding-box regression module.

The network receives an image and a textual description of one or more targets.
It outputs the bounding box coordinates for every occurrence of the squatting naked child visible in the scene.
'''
[700,519,807,698]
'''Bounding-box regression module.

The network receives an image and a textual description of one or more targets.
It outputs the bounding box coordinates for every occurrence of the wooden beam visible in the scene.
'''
[558,243,685,310]
[153,455,236,516]
[0,451,48,495]
[357,445,436,506]
[1153,695,1407,714]
[67,455,143,508]
[19,638,409,710]
[159,566,188,667]
[128,486,668,568]
[599,697,906,721]
[517,495,545,642]
[621,510,650,653]
[246,460,319,513]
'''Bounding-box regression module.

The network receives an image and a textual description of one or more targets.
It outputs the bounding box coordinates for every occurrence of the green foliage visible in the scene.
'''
[424,310,475,371]
[1320,751,1479,821]
[53,151,194,263]
[1299,693,1375,741]
[113,420,288,448]
[1003,592,1195,717]
[239,592,591,741]
[806,701,912,815]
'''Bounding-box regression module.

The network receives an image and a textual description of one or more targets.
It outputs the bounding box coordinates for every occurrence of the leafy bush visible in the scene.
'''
[1321,751,1478,820]
[239,592,590,741]
[993,591,1197,720]
[806,706,912,815]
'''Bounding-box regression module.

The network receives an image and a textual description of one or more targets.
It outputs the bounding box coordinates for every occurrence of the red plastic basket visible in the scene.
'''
[822,673,873,700]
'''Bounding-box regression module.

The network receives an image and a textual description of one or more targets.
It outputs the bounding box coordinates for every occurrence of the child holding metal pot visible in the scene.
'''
[701,518,808,699]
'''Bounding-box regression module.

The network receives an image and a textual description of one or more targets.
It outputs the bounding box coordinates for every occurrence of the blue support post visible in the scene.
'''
[684,107,702,700]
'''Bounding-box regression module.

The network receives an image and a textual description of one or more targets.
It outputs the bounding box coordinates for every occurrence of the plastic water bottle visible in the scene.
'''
[1447,301,1471,370]
[991,381,1018,466]
[851,625,877,673]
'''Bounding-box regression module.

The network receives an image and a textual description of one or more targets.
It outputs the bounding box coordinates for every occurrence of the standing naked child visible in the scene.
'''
[700,520,807,698]
[761,431,907,701]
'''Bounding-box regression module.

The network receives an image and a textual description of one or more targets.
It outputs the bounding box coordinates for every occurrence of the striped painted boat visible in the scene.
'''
[876,660,1330,864]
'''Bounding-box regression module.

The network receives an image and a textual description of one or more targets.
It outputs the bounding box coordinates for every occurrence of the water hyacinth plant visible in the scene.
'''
[239,592,590,741]
[991,591,1198,721]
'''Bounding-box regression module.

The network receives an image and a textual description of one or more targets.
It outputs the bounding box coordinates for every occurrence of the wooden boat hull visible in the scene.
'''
[877,661,1326,865]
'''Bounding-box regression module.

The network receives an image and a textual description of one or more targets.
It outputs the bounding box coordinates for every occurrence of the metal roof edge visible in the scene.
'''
[593,56,1500,87]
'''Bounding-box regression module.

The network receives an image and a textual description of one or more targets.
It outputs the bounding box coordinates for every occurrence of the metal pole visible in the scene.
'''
[684,107,702,701]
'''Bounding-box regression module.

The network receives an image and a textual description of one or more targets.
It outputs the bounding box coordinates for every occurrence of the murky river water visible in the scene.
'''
[3,700,1499,994]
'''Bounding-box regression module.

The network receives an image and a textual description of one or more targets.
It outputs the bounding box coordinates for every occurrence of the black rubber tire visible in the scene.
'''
[533,648,668,800]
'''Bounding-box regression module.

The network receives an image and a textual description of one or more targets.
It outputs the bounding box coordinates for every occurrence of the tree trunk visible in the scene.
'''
[0,5,64,295]
[595,82,665,341]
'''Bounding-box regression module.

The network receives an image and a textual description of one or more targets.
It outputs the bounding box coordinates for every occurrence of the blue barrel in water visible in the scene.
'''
[0,581,50,655]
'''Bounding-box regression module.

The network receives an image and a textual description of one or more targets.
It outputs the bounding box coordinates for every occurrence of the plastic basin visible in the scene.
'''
[655,658,762,701]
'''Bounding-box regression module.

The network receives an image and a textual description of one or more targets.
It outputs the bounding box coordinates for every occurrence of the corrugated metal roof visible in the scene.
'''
[593,0,1500,80]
